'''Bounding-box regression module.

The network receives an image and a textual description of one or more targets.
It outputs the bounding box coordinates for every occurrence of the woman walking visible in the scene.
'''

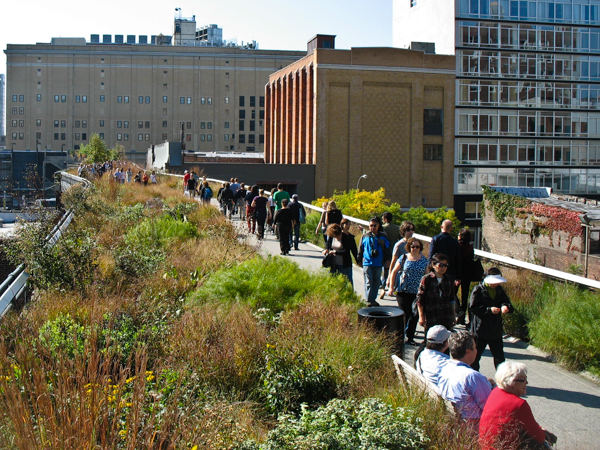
[323,223,358,285]
[416,253,456,333]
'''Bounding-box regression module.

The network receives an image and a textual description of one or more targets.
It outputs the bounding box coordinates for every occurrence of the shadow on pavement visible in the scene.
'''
[526,386,600,409]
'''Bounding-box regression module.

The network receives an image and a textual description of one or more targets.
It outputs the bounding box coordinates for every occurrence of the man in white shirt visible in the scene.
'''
[415,325,451,390]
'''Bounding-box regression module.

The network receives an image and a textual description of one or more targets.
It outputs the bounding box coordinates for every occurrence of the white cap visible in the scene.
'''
[426,325,451,344]
[484,275,507,285]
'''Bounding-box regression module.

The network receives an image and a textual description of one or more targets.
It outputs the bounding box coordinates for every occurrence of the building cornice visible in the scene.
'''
[315,63,455,75]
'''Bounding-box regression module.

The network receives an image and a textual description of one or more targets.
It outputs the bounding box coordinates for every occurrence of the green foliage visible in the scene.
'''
[257,398,429,450]
[78,133,124,163]
[299,211,324,245]
[114,242,166,278]
[189,256,362,313]
[98,312,144,363]
[528,283,600,372]
[399,206,461,239]
[38,314,89,359]
[125,215,199,248]
[481,185,531,223]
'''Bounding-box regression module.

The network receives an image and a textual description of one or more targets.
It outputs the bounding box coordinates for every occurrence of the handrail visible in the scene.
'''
[0,171,91,316]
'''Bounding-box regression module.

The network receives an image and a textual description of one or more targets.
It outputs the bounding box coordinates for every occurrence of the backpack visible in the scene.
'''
[299,206,306,224]
[203,186,213,200]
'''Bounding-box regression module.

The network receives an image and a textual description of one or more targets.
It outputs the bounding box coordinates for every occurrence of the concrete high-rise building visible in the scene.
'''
[394,0,600,236]
[0,74,5,138]
[4,17,304,161]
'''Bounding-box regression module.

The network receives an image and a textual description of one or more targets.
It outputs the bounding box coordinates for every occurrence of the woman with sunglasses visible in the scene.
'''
[415,253,456,333]
[386,221,416,291]
[480,361,556,450]
[387,237,428,345]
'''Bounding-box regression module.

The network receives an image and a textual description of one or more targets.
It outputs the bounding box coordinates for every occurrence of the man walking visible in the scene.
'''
[430,219,462,284]
[357,217,390,307]
[272,183,290,211]
[288,194,306,251]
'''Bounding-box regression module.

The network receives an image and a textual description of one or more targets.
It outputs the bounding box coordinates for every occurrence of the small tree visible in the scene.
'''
[78,134,124,163]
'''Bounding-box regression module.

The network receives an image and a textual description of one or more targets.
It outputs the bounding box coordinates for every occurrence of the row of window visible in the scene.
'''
[460,50,600,81]
[456,166,600,195]
[11,107,25,115]
[51,133,87,141]
[458,79,600,109]
[16,94,267,107]
[459,20,600,53]
[458,109,600,137]
[457,138,600,165]
[459,0,600,26]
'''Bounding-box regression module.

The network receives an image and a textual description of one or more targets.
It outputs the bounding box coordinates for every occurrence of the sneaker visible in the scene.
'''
[367,302,380,307]
[406,340,417,346]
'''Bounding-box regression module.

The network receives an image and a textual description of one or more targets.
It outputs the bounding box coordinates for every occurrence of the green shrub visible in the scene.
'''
[125,215,199,247]
[38,314,89,359]
[114,242,166,277]
[256,398,429,450]
[189,256,362,313]
[528,283,600,373]
[299,211,324,246]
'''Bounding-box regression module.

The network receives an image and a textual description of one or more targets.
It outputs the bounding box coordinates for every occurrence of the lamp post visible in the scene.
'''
[356,174,367,191]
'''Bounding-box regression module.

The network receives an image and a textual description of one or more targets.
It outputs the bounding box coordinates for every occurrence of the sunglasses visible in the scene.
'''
[435,263,449,268]
[410,245,421,249]
[406,227,415,232]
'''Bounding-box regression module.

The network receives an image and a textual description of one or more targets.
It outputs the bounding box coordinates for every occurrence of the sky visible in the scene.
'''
[1,0,393,71]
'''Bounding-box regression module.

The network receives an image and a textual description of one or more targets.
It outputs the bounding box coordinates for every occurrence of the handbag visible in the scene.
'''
[299,207,306,224]
[472,258,485,282]
[322,252,335,268]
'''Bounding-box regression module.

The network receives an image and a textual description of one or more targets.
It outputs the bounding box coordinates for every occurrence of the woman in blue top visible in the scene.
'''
[387,237,428,345]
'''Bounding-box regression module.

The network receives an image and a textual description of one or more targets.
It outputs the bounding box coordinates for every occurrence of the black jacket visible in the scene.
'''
[326,233,358,268]
[430,232,461,279]
[469,283,514,340]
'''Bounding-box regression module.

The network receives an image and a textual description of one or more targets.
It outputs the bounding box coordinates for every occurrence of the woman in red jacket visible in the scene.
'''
[480,361,556,450]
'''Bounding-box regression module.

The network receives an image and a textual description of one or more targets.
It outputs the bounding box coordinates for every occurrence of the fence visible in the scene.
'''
[0,172,90,317]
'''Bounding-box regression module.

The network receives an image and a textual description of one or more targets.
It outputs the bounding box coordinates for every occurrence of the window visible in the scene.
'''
[54,133,59,140]
[82,120,87,128]
[139,96,144,104]
[201,134,206,141]
[124,96,129,103]
[145,121,150,128]
[61,133,66,141]
[224,134,229,141]
[83,95,87,103]
[36,119,41,126]
[36,132,41,140]
[201,97,206,104]
[124,121,129,128]
[12,95,17,102]
[207,134,212,141]
[423,144,443,160]
[423,109,443,135]
[76,95,81,103]
[186,122,192,129]
[163,96,168,103]
[145,134,150,141]
[201,122,206,129]
[224,122,230,129]
[100,120,105,127]
[225,97,230,103]
[19,107,24,115]
[162,133,168,140]
[239,134,245,143]
[37,94,42,101]
[240,110,246,119]
[239,96,245,107]
[61,120,66,128]
[260,96,265,108]
[138,134,143,141]
[75,120,80,128]
[207,122,212,129]
[207,97,212,105]
[12,132,17,140]
[180,97,185,104]
[250,96,256,107]
[11,120,16,127]
[411,0,417,6]
[239,120,245,131]
[249,134,255,144]
[145,96,150,104]
[18,120,24,128]
[252,110,256,119]
[464,202,482,219]
[260,110,265,120]
[117,133,122,141]
[12,107,17,114]
[250,120,255,131]
[186,134,192,141]
[187,97,192,104]
[117,121,122,128]
[162,121,168,128]
[138,121,144,128]
[259,134,264,144]
[54,120,59,128]
[19,95,24,102]
[54,95,59,102]
[100,95,105,102]
[118,96,123,103]
[124,134,129,141]
[75,133,81,140]
[61,95,66,103]
[99,133,105,139]
[82,133,87,140]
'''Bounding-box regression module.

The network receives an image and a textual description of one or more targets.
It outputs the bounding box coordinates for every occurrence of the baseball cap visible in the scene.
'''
[484,275,507,285]
[426,325,451,344]
[292,194,299,199]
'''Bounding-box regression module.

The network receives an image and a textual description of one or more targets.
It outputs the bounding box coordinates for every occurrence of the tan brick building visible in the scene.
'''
[265,45,456,208]
[5,37,304,160]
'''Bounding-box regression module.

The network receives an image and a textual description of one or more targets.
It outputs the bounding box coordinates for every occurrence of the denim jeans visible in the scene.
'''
[289,223,301,249]
[363,265,382,305]
[333,264,353,286]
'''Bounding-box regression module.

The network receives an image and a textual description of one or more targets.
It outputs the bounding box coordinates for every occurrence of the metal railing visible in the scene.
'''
[0,172,91,317]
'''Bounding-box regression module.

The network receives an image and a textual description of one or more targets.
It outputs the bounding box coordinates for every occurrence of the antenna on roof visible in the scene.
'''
[175,7,182,20]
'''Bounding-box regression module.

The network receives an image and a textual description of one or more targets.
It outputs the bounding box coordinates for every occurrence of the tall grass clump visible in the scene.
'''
[189,255,362,313]
[528,282,600,374]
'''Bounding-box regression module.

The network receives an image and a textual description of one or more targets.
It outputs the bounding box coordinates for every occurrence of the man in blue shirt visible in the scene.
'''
[438,330,492,423]
[357,217,390,306]
[415,325,451,391]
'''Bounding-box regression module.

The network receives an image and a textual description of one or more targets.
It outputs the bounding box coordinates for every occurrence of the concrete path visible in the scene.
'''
[228,214,600,449]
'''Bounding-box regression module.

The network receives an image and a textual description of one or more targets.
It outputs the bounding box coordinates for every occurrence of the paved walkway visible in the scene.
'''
[227,214,600,449]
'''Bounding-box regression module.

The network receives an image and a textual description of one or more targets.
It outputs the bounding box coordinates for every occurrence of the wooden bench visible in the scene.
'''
[391,354,456,416]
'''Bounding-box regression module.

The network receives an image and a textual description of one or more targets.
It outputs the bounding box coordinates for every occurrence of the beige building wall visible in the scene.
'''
[267,47,456,208]
[5,42,305,159]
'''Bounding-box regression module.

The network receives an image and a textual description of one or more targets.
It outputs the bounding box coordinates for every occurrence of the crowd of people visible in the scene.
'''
[77,162,158,186]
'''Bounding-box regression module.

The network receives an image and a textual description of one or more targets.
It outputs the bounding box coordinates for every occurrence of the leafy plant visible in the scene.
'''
[78,133,124,163]
[38,314,89,359]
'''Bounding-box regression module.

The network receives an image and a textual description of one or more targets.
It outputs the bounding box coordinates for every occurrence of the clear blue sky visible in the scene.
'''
[1,0,392,71]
